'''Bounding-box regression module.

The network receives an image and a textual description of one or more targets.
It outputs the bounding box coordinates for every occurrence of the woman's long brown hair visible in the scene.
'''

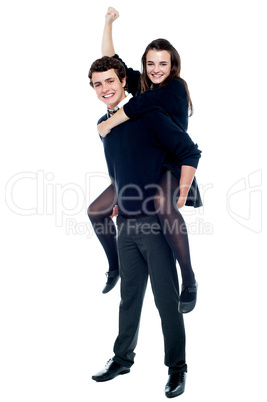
[140,39,193,116]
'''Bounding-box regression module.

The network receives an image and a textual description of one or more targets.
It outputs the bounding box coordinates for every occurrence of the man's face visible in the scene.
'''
[91,69,126,110]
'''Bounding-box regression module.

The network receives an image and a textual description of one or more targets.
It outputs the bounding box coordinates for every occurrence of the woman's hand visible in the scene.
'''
[177,197,186,209]
[176,166,196,209]
[105,7,120,24]
[97,120,111,137]
[109,204,119,218]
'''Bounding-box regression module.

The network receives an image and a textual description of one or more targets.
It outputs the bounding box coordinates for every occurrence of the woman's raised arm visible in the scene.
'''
[101,7,119,57]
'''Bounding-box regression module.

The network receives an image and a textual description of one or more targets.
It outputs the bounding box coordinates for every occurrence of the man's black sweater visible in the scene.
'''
[99,110,201,217]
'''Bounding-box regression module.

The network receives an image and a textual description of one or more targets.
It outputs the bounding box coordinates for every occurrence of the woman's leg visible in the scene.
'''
[87,184,119,293]
[154,171,197,313]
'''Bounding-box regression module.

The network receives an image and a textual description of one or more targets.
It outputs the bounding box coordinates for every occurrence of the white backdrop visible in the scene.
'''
[1,1,266,401]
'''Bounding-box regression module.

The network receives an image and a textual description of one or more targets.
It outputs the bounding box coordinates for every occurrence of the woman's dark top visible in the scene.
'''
[112,54,202,207]
[98,110,201,216]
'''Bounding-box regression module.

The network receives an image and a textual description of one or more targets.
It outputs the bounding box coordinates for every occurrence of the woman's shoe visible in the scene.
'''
[178,282,198,314]
[102,270,120,294]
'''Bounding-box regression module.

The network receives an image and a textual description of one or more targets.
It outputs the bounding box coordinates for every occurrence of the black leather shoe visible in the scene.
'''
[102,270,120,294]
[165,372,187,398]
[178,282,198,314]
[92,359,130,382]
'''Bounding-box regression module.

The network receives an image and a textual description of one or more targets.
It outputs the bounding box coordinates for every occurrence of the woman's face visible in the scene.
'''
[146,50,171,85]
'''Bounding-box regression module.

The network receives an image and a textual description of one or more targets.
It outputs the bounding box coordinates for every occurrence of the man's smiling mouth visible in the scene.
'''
[103,93,115,98]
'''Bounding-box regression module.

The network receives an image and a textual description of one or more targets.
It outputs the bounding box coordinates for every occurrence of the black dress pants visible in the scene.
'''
[113,215,187,374]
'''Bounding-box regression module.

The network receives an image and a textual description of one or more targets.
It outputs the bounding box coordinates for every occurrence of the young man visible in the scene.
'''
[88,56,201,398]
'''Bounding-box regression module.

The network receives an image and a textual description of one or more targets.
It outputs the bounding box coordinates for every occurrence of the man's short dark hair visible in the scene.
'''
[88,56,127,88]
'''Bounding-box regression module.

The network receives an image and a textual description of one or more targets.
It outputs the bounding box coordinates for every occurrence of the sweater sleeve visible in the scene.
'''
[123,79,188,128]
[112,54,141,96]
[145,111,201,168]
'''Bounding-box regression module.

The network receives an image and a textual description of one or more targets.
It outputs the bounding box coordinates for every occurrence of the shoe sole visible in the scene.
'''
[92,369,130,382]
[165,388,185,398]
[178,299,197,314]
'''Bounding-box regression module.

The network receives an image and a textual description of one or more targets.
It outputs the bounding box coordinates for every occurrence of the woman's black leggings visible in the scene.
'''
[87,171,195,287]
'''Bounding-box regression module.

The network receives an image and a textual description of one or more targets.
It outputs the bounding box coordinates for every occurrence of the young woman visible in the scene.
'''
[88,8,202,313]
